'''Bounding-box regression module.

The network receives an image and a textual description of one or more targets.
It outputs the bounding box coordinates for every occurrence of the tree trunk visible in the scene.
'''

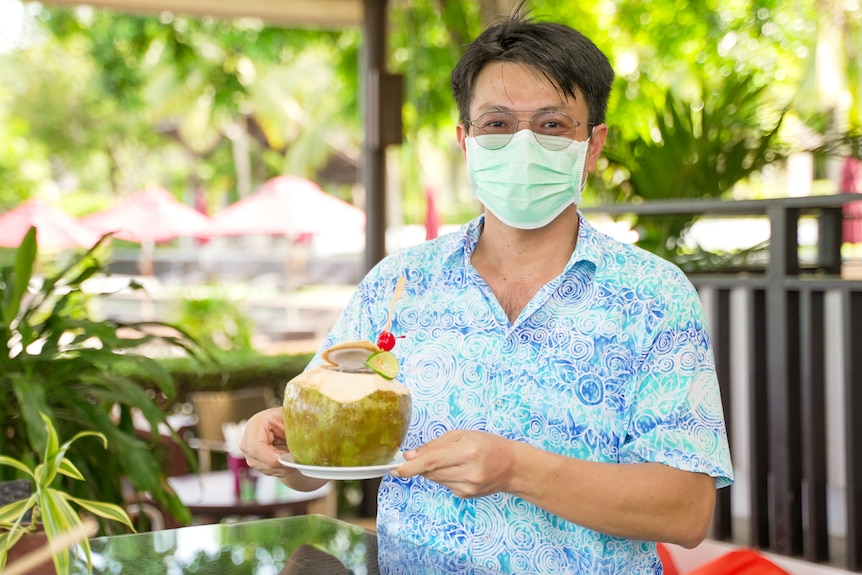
[227,120,253,199]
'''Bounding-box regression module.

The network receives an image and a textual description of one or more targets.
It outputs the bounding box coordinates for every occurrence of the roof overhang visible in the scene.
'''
[34,0,364,28]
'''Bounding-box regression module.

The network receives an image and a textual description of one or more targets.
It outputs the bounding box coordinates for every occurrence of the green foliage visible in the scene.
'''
[0,117,49,212]
[599,72,790,259]
[172,289,256,353]
[37,8,363,202]
[555,1,821,140]
[1,0,859,253]
[121,351,314,410]
[389,0,481,135]
[2,27,156,199]
[0,228,204,533]
[0,413,135,575]
[386,0,483,221]
[673,240,770,273]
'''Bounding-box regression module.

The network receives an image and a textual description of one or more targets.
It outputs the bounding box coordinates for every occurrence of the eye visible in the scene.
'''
[534,113,575,136]
[475,113,516,133]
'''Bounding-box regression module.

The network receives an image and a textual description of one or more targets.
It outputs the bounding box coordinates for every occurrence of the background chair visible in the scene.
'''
[189,387,276,471]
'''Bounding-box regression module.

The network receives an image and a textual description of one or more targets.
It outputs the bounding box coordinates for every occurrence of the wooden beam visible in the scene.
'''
[362,0,388,272]
[30,0,363,28]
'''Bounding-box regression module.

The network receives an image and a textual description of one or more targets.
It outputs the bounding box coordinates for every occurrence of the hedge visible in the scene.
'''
[123,351,315,410]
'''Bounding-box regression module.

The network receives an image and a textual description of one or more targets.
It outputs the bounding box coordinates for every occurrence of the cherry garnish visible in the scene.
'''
[377,331,396,351]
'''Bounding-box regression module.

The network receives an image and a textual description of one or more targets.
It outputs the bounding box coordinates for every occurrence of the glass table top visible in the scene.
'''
[69,514,503,575]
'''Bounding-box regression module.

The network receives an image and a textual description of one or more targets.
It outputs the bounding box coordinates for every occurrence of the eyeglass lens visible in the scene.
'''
[470,111,579,150]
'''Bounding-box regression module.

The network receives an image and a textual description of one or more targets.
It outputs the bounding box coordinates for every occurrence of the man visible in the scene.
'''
[241,7,733,573]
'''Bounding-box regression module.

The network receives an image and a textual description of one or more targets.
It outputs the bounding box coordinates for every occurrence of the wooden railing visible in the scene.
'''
[585,194,862,571]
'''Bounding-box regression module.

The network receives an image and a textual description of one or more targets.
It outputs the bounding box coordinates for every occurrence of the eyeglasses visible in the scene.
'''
[466,111,594,150]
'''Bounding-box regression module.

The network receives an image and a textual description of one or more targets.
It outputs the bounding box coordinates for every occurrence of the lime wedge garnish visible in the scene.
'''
[365,351,400,379]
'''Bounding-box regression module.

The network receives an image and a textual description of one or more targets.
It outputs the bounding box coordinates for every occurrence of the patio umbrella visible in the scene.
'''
[78,186,212,244]
[0,199,100,250]
[202,175,365,292]
[78,187,212,276]
[202,175,365,238]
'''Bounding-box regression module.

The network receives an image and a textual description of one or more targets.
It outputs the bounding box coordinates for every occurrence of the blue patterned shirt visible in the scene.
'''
[314,213,733,574]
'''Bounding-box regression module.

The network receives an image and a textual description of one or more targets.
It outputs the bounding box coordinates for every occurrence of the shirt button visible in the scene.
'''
[495,399,503,408]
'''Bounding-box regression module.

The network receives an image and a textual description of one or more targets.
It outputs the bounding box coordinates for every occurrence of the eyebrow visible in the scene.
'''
[480,105,567,113]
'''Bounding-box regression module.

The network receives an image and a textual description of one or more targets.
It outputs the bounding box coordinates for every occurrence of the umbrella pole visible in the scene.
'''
[283,237,301,329]
[139,240,155,277]
[138,240,156,321]
[282,234,293,292]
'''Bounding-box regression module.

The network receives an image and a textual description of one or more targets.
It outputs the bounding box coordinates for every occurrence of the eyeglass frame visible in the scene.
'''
[464,110,598,150]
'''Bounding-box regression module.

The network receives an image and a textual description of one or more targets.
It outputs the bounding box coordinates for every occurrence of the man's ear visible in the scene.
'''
[586,124,608,172]
[457,122,468,159]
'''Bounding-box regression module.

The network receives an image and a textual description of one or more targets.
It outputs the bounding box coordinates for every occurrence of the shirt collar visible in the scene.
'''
[455,212,604,272]
[569,211,605,271]
[457,215,484,267]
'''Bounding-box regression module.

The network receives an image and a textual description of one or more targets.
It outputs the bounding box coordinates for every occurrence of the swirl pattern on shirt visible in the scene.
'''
[316,214,733,575]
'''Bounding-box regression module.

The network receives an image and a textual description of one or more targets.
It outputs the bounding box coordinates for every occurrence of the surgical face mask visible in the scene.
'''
[466,129,590,230]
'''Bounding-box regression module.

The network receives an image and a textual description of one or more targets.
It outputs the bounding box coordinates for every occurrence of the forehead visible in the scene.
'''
[470,61,585,117]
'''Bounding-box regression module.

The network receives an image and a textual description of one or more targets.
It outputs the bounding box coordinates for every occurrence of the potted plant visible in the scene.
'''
[0,228,204,536]
[0,412,135,574]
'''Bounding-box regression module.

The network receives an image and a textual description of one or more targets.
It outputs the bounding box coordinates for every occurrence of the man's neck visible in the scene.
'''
[474,207,579,278]
[470,208,579,323]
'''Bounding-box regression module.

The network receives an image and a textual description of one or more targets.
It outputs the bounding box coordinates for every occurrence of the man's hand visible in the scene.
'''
[239,407,328,491]
[391,430,518,498]
[239,407,290,477]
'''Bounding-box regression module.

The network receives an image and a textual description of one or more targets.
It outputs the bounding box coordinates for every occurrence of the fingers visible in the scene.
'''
[391,431,470,479]
[239,407,330,491]
[389,430,515,499]
[240,407,288,475]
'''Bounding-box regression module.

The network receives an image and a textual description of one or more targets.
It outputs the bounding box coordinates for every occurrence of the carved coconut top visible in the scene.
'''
[286,340,408,404]
[321,340,381,370]
[292,365,409,404]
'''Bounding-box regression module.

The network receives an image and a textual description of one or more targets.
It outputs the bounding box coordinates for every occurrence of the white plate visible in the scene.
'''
[278,452,406,480]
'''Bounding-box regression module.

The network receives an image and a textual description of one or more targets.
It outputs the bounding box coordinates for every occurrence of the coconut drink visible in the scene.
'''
[283,277,410,467]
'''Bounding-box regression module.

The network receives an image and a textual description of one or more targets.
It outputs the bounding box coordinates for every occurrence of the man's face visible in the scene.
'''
[457,61,606,171]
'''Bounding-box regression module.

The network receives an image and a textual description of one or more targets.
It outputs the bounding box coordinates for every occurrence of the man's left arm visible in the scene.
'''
[393,429,716,547]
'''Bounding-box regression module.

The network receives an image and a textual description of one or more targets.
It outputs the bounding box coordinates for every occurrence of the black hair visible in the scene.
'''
[451,3,614,127]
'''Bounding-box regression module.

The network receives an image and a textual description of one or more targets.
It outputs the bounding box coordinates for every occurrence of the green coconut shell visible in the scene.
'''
[283,367,411,467]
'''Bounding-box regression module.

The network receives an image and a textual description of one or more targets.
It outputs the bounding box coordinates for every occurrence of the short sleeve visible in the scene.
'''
[619,280,734,489]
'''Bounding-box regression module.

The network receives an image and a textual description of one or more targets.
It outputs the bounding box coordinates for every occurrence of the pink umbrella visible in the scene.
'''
[0,199,100,250]
[203,176,365,238]
[78,187,212,244]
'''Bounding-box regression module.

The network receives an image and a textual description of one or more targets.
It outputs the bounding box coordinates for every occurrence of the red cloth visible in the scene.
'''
[841,158,862,243]
[424,186,441,241]
[686,549,791,575]
[657,543,680,575]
